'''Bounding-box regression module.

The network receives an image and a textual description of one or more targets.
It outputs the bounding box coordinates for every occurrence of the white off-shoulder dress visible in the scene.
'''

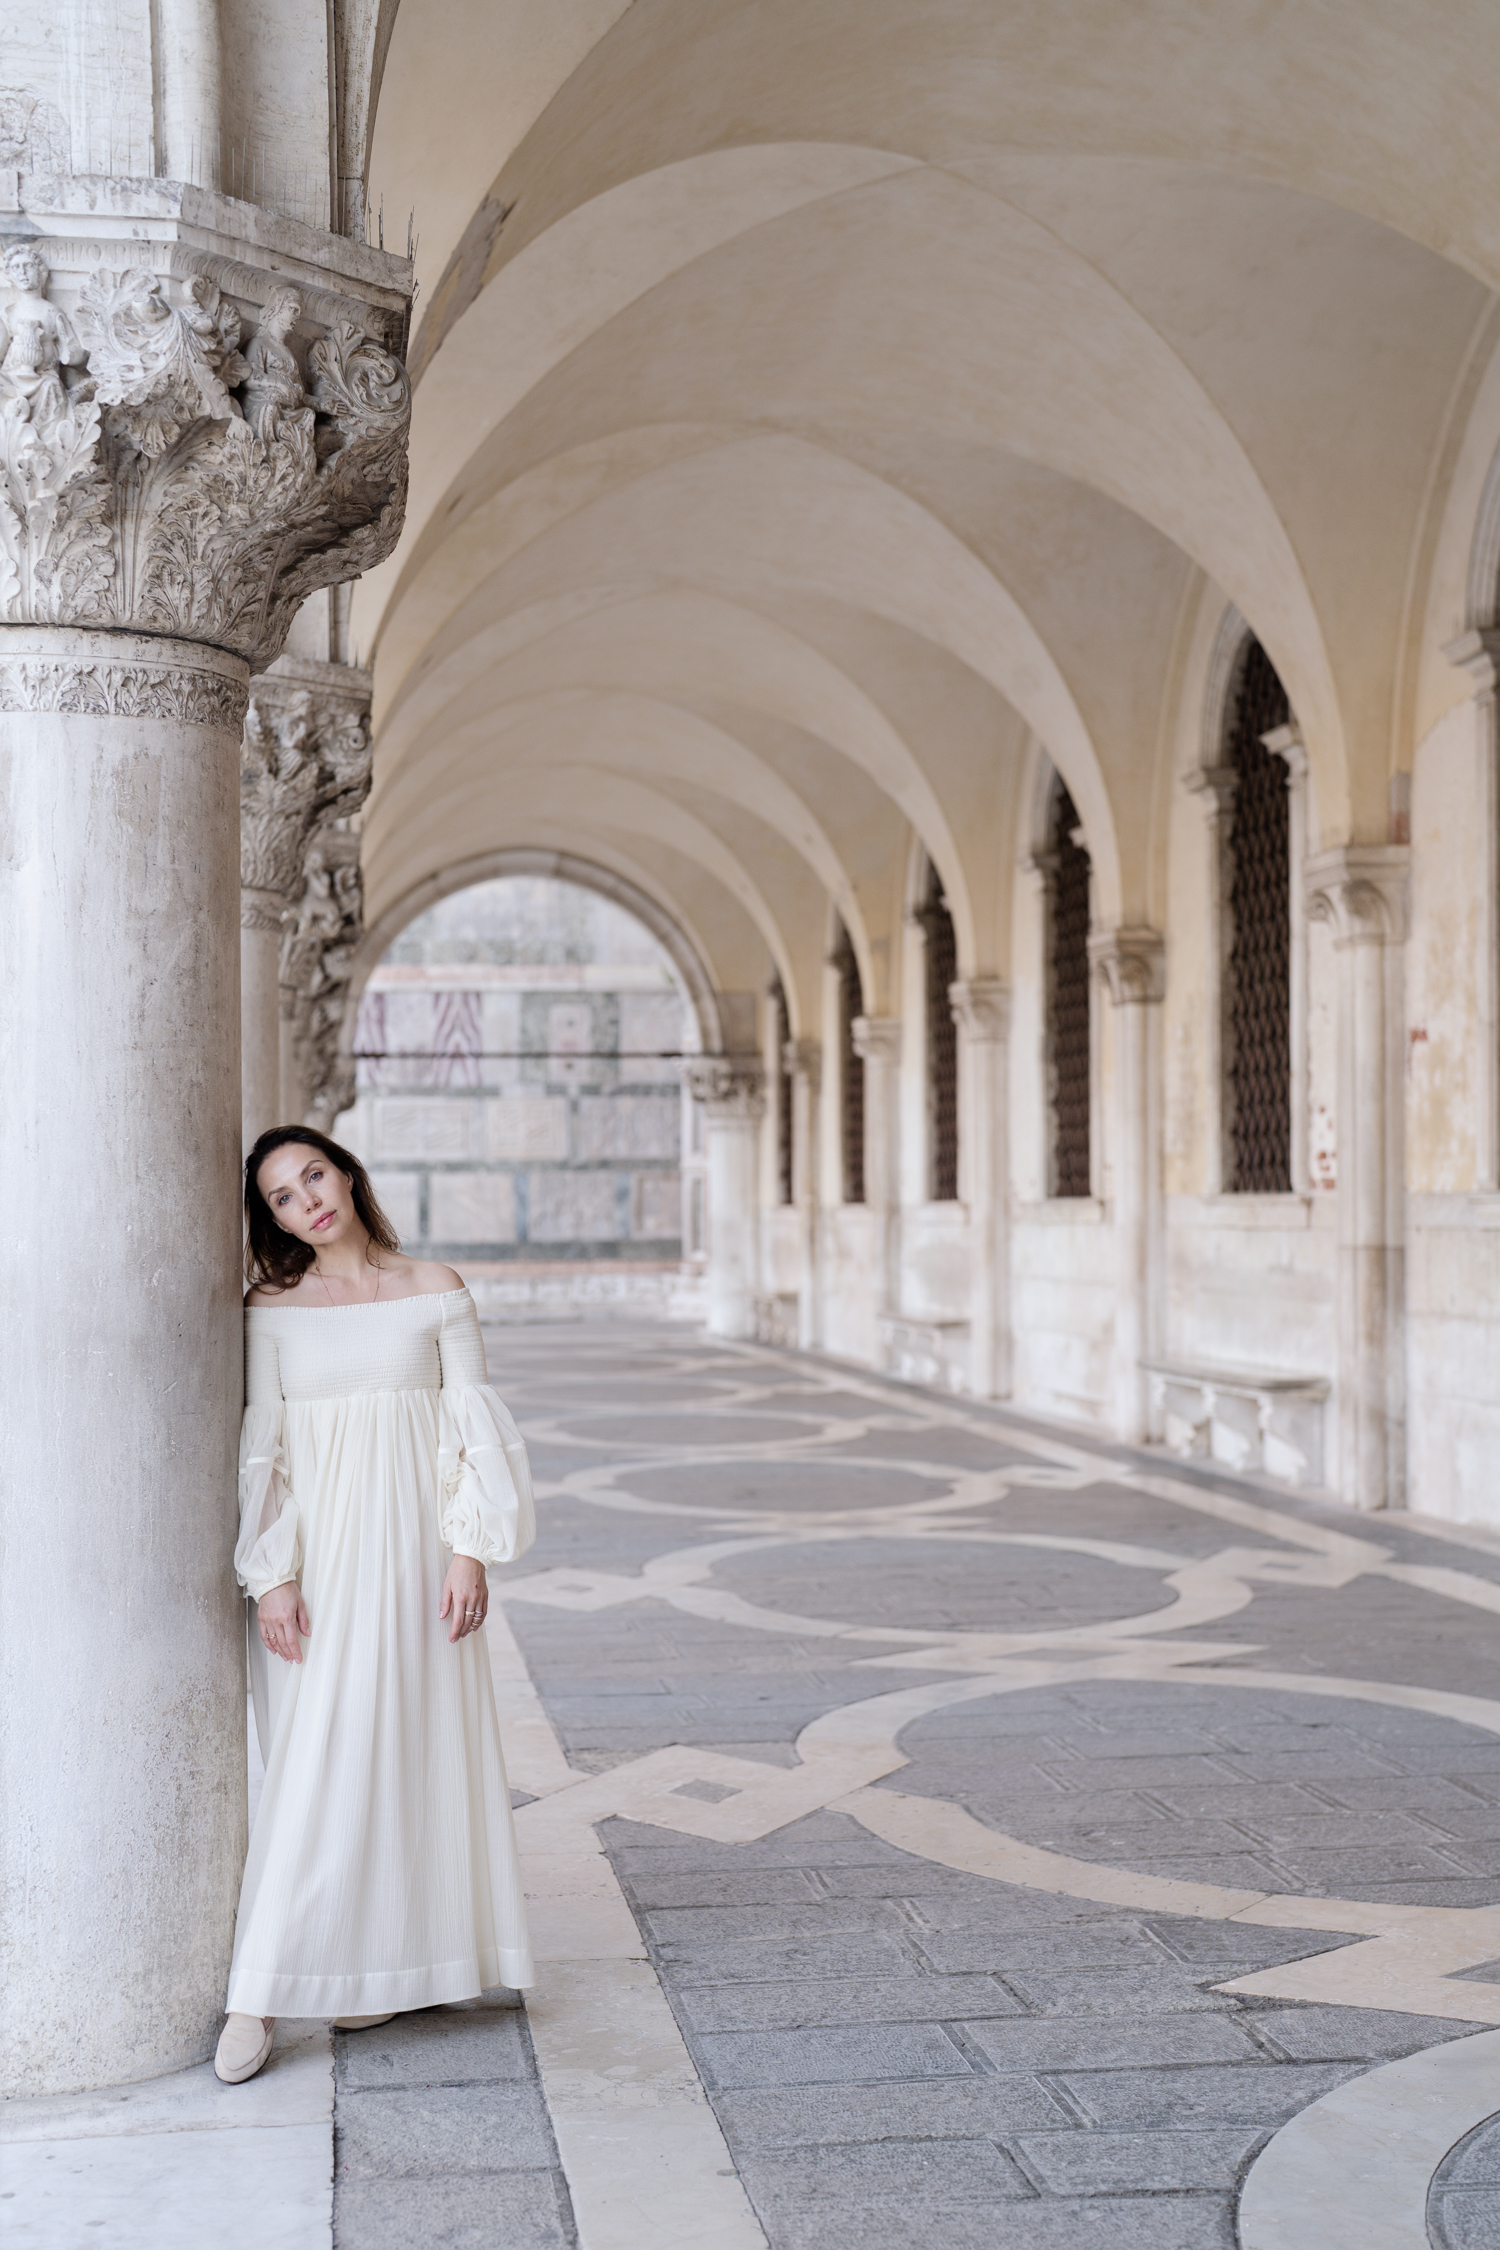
[227,1286,535,2017]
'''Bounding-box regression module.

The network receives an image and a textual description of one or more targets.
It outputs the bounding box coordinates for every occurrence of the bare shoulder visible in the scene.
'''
[245,1280,296,1308]
[385,1255,465,1298]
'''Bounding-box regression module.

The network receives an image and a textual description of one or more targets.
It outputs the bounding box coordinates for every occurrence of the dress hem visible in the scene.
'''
[226,1944,535,2016]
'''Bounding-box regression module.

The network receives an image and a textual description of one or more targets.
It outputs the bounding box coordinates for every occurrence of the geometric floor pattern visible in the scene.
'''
[390,1318,1500,2250]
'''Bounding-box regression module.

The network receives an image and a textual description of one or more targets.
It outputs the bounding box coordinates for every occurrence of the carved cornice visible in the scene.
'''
[948,977,1010,1043]
[1445,627,1500,700]
[1304,846,1410,947]
[0,197,411,667]
[1184,761,1239,815]
[682,1056,767,1120]
[1089,927,1166,1005]
[852,1014,901,1066]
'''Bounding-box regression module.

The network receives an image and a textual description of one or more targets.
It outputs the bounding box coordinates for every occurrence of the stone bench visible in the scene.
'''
[881,1316,971,1393]
[1143,1357,1330,1488]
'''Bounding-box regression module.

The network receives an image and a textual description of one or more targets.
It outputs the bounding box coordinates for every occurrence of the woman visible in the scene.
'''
[215,1125,535,2085]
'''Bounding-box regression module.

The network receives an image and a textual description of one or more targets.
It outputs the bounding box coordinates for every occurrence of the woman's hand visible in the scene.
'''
[258,1580,310,1664]
[441,1556,489,1643]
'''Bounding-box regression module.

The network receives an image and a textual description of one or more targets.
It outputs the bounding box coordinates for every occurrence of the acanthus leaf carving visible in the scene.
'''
[0,249,410,666]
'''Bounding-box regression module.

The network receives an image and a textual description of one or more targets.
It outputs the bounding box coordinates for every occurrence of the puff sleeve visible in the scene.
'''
[436,1290,537,1567]
[234,1317,303,1600]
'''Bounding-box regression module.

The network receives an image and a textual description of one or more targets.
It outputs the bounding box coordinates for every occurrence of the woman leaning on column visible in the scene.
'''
[215,1125,535,2083]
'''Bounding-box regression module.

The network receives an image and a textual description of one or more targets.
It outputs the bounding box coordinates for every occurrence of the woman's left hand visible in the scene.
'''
[441,1556,489,1643]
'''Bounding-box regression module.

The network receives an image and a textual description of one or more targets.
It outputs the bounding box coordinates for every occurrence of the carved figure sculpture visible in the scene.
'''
[241,287,307,441]
[0,246,86,427]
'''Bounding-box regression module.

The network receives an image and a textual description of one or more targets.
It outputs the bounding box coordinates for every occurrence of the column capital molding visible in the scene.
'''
[948,977,1010,1042]
[0,192,411,667]
[0,624,247,724]
[1444,626,1500,697]
[1261,720,1308,780]
[682,1056,767,1119]
[783,1037,821,1092]
[1183,761,1238,814]
[1089,927,1166,1005]
[1304,845,1410,946]
[852,1013,901,1064]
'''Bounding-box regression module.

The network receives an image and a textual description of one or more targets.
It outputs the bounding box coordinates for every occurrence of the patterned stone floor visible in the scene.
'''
[333,1318,1500,2249]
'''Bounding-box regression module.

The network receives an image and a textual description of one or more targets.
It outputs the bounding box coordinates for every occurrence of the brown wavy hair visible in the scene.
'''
[244,1125,402,1291]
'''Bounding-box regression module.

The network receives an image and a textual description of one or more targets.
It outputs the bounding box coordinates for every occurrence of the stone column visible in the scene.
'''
[683,1060,766,1338]
[1090,930,1166,1443]
[950,979,1011,1399]
[853,1015,902,1316]
[1444,631,1500,1189]
[0,195,410,2097]
[1183,764,1237,1194]
[784,1038,822,1347]
[1305,850,1410,1509]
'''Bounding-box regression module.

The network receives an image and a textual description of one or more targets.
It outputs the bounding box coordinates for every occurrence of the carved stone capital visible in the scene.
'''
[852,1014,901,1066]
[242,658,373,900]
[0,183,411,667]
[1304,846,1410,947]
[783,1037,821,1092]
[682,1056,767,1120]
[1089,927,1166,1005]
[948,977,1010,1043]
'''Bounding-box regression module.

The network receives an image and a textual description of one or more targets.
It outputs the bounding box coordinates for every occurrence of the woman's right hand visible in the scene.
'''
[258,1580,310,1664]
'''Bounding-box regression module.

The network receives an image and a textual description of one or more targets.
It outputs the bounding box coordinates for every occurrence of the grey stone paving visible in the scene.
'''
[331,1994,574,2248]
[336,1321,1500,2246]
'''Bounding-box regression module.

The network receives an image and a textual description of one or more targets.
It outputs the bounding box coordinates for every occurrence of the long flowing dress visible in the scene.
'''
[226,1286,535,2017]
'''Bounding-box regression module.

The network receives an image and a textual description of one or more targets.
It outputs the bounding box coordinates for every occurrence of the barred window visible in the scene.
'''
[918,861,959,1202]
[833,920,865,1204]
[771,975,793,1204]
[1047,779,1092,1198]
[1224,637,1292,1193]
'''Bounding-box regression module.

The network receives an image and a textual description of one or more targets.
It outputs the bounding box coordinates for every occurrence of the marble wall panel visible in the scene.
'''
[485,1096,570,1161]
[528,1170,623,1242]
[428,1169,517,1245]
[633,1171,682,1240]
[373,1097,475,1161]
[576,1093,680,1159]
[368,1167,421,1244]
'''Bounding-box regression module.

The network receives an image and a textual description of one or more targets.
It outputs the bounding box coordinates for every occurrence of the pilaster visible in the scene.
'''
[1089,929,1166,1442]
[853,1014,902,1315]
[784,1037,822,1347]
[1445,629,1500,1191]
[1305,845,1410,1509]
[949,978,1011,1398]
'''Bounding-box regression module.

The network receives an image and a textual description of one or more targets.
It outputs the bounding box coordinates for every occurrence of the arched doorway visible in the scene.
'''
[338,874,703,1309]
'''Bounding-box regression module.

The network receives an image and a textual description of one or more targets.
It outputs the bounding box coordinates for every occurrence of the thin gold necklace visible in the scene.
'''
[316,1249,381,1305]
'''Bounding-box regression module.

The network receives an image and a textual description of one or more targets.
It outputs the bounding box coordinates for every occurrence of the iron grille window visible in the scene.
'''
[1225,638,1292,1193]
[919,862,959,1202]
[833,920,865,1204]
[1048,781,1092,1197]
[771,976,793,1204]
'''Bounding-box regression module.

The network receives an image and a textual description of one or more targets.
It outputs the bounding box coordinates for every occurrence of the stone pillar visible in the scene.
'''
[1444,631,1500,1189]
[853,1015,902,1315]
[240,663,372,1147]
[950,980,1011,1399]
[1183,764,1237,1195]
[785,1038,822,1347]
[0,195,410,2097]
[1305,850,1410,1509]
[1090,930,1166,1443]
[684,1060,766,1338]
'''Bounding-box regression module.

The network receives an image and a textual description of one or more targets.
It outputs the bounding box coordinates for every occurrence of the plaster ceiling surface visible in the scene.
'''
[357,0,1500,1007]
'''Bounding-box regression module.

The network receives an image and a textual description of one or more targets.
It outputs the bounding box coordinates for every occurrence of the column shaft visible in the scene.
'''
[1090,931,1165,1444]
[951,981,1010,1399]
[240,896,283,1150]
[1307,850,1409,1508]
[853,1016,902,1317]
[0,632,247,2095]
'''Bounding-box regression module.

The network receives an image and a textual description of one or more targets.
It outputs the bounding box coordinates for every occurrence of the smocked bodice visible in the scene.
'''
[246,1287,486,1404]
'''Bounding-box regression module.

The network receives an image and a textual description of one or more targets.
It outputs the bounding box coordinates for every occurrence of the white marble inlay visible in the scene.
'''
[1236,2027,1500,2249]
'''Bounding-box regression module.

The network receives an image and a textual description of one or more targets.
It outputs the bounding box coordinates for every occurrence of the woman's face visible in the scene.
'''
[257,1143,357,1251]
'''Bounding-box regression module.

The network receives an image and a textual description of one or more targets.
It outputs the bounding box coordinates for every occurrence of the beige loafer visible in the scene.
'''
[333,2013,396,2031]
[214,2013,275,2084]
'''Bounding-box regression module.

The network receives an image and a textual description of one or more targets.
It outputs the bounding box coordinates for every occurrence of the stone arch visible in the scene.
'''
[342,849,726,1095]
